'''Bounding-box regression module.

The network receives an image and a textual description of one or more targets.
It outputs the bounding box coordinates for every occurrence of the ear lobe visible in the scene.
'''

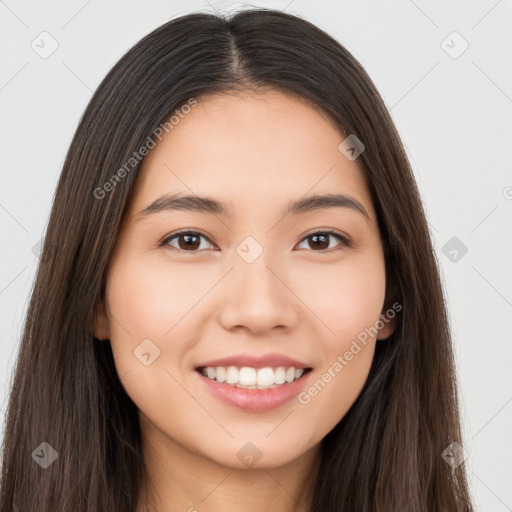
[378,269,400,341]
[376,295,398,341]
[93,299,110,340]
[377,313,395,341]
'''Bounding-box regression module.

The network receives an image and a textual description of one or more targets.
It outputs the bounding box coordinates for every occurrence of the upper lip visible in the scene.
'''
[195,353,312,370]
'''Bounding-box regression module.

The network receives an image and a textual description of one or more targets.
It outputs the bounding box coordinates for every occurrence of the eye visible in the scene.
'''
[162,231,216,252]
[161,229,351,253]
[296,230,351,252]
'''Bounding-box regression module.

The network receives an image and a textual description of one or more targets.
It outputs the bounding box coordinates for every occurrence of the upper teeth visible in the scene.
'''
[199,366,305,389]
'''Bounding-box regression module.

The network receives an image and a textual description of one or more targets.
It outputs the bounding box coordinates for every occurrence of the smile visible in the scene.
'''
[195,366,313,412]
[196,365,312,389]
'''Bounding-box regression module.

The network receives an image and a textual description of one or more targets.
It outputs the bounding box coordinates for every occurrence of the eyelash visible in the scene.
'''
[160,229,352,253]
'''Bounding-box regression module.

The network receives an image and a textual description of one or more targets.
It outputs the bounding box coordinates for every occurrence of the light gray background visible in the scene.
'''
[1,1,511,510]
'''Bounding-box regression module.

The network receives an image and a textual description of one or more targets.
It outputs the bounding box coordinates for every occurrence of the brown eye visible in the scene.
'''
[163,231,215,251]
[162,230,350,253]
[296,231,350,252]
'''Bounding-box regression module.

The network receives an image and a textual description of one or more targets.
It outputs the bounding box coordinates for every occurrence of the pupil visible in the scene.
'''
[180,234,200,250]
[311,233,328,250]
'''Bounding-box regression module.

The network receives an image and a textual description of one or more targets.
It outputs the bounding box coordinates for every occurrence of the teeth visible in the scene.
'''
[216,366,226,383]
[199,365,307,388]
[257,367,274,386]
[274,367,286,384]
[239,367,256,386]
[226,366,238,384]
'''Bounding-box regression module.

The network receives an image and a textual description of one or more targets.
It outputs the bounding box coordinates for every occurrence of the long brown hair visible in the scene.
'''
[0,8,474,511]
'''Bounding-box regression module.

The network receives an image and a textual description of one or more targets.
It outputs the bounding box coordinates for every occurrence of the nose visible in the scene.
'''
[217,254,300,335]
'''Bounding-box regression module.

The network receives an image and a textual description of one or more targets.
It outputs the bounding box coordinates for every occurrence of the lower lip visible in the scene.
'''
[196,370,312,412]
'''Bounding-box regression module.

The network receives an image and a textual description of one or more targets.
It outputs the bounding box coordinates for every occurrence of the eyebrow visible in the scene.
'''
[136,192,370,221]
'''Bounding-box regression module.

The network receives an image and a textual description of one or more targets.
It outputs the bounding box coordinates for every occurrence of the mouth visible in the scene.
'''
[195,365,313,390]
[194,365,314,412]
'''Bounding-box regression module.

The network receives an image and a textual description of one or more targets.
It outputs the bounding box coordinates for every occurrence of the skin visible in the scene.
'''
[94,89,395,512]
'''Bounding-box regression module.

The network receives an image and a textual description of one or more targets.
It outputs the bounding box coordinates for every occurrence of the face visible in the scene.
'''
[94,89,395,470]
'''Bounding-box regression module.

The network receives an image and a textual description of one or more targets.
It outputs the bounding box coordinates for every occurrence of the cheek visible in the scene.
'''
[105,256,209,343]
[104,258,200,422]
[293,252,386,344]
[103,257,191,384]
[290,253,385,427]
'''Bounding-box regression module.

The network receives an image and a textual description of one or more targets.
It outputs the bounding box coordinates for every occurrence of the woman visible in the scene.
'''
[0,8,474,511]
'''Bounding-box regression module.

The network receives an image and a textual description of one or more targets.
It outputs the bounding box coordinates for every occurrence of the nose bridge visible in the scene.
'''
[218,235,298,332]
[233,237,283,300]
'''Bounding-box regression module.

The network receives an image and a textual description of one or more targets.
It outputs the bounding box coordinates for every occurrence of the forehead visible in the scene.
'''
[128,90,375,222]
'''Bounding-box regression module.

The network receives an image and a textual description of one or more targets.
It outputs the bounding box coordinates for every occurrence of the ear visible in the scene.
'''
[93,298,110,340]
[376,309,396,341]
[377,289,400,340]
[377,266,400,341]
